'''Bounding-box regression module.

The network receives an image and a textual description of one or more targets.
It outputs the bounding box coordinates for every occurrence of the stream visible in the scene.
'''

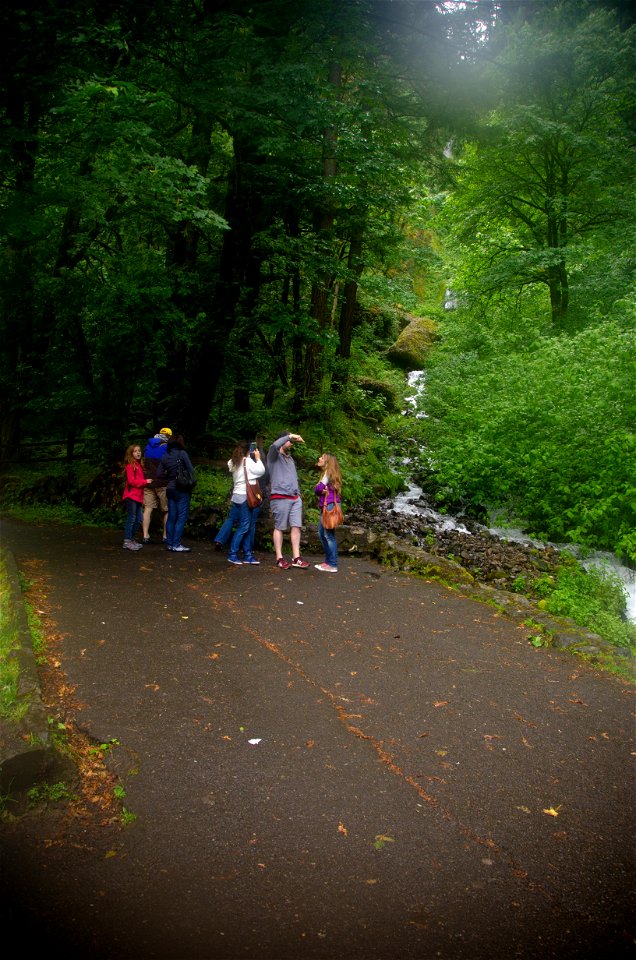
[385,371,636,622]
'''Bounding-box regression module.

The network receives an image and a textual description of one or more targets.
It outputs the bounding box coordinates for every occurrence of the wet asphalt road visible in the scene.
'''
[0,517,634,960]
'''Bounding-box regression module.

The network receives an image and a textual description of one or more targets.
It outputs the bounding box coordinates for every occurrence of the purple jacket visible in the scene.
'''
[314,480,341,510]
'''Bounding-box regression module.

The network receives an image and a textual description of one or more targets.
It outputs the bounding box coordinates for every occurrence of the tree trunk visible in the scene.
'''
[300,61,342,403]
[0,79,39,458]
[545,212,569,327]
[337,228,365,361]
[180,132,265,438]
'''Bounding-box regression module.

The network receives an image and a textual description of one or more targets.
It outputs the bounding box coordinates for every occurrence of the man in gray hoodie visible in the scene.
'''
[267,432,309,569]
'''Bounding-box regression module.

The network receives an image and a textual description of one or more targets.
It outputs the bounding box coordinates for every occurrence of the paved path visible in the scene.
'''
[0,518,634,960]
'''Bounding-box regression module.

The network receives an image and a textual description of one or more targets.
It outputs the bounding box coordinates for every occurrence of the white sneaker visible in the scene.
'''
[171,545,191,553]
[315,563,337,573]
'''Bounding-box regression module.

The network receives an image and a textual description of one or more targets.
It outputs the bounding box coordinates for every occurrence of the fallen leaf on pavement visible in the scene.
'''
[373,835,395,850]
[513,711,537,728]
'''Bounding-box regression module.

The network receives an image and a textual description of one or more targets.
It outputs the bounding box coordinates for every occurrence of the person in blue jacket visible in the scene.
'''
[157,434,195,553]
[142,427,171,543]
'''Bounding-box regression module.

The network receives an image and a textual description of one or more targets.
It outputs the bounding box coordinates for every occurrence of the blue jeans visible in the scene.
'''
[124,499,143,541]
[228,501,255,562]
[318,518,338,568]
[215,502,241,545]
[218,502,260,555]
[166,489,191,548]
[249,505,260,552]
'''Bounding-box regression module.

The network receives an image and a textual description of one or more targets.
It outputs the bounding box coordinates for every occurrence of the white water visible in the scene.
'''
[391,371,636,622]
[488,524,636,624]
[391,480,470,533]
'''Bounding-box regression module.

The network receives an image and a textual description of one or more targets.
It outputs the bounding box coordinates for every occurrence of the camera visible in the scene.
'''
[249,442,257,452]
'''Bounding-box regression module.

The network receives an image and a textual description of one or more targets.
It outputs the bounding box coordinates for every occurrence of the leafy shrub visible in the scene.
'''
[424,318,636,559]
[542,561,635,650]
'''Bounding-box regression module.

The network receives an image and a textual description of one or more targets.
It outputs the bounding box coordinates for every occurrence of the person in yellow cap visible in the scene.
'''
[142,427,172,543]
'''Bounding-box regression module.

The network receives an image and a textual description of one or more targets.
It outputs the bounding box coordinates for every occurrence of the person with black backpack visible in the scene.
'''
[157,434,195,553]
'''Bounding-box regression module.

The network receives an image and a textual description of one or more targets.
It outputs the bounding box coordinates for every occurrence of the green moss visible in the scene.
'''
[386,316,438,369]
[0,551,25,721]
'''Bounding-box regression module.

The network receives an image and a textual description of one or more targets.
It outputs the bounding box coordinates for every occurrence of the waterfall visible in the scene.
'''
[389,370,636,622]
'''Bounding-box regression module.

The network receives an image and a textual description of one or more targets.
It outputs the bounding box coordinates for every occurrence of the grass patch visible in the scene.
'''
[112,784,138,825]
[24,597,46,663]
[0,550,28,722]
[27,780,79,807]
[2,502,99,526]
[534,559,636,651]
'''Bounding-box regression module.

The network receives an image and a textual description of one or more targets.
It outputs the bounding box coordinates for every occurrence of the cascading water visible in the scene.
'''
[385,370,636,622]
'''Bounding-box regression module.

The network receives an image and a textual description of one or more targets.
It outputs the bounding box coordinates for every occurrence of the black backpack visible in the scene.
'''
[176,457,196,492]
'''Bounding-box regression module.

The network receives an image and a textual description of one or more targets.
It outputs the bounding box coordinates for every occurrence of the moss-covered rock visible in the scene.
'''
[372,537,475,584]
[353,377,399,412]
[386,315,438,370]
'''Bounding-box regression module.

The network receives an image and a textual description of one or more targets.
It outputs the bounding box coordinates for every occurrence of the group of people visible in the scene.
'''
[122,428,342,572]
[121,428,195,553]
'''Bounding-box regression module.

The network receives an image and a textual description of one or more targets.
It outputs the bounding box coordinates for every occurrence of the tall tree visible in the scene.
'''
[440,5,636,327]
[0,0,444,447]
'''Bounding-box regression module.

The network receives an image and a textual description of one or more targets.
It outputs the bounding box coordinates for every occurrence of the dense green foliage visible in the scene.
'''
[422,313,635,558]
[440,8,635,328]
[540,560,636,652]
[420,2,636,561]
[0,0,443,454]
[0,0,634,568]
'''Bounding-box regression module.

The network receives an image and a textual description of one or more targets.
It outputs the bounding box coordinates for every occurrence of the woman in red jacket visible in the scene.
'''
[122,444,151,551]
